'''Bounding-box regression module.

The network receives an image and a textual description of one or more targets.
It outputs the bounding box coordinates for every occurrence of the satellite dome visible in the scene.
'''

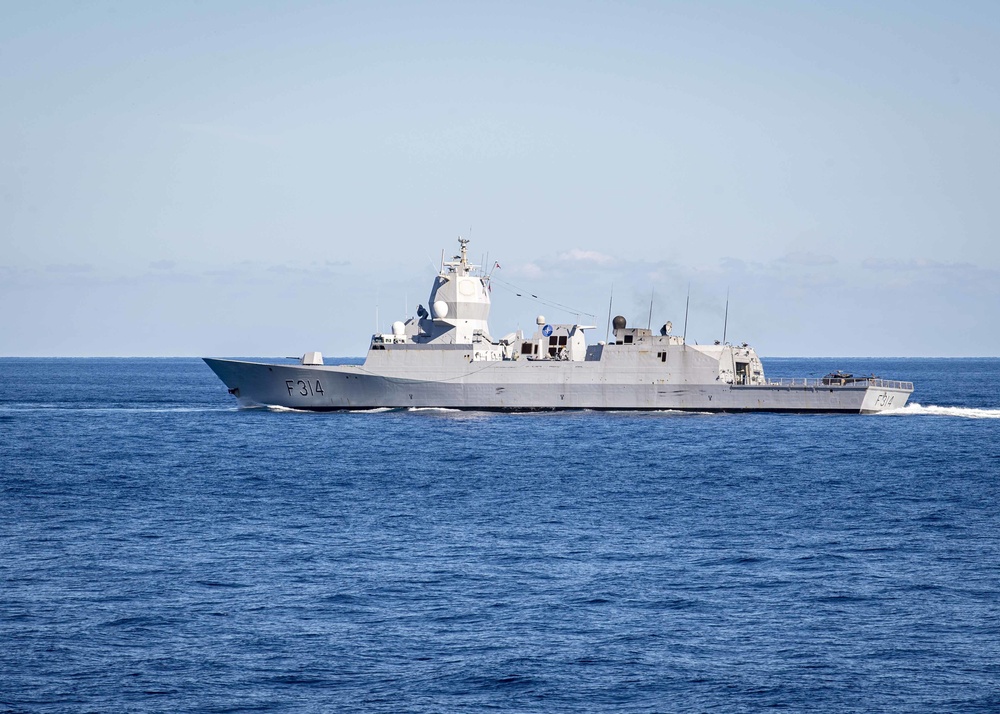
[433,300,449,319]
[536,315,546,325]
[612,315,627,330]
[391,321,405,336]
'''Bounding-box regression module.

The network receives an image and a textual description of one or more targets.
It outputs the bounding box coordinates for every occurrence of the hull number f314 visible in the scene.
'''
[873,392,894,408]
[286,379,325,397]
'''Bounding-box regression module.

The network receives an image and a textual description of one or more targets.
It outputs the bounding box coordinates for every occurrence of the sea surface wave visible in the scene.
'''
[2,357,999,713]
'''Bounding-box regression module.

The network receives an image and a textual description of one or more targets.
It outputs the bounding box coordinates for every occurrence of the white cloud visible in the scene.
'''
[514,262,544,279]
[776,252,838,267]
[557,249,615,265]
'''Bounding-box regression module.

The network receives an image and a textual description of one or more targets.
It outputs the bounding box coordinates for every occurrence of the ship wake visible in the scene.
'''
[877,403,1000,419]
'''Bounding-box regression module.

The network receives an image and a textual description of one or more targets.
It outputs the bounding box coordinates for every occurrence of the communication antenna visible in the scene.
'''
[605,284,615,343]
[646,288,654,330]
[682,284,690,344]
[722,289,730,345]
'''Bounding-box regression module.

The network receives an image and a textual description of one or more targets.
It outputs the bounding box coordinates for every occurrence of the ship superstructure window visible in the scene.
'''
[624,334,633,344]
[656,351,667,362]
[522,341,536,355]
[542,335,568,358]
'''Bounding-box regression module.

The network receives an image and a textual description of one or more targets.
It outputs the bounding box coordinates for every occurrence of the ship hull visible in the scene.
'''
[204,358,912,414]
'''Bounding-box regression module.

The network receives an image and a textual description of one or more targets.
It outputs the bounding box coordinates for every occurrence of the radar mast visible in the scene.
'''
[443,237,476,276]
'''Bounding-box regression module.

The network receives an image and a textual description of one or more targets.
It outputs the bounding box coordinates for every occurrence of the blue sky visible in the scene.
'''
[3,1,998,356]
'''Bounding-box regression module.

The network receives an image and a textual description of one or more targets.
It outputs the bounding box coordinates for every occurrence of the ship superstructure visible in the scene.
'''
[204,239,913,413]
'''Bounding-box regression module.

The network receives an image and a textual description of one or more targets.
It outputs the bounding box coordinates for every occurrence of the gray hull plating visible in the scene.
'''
[204,357,912,413]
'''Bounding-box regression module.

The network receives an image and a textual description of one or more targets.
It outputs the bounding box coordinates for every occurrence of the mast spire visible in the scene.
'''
[458,237,470,267]
[682,284,690,345]
[722,289,730,345]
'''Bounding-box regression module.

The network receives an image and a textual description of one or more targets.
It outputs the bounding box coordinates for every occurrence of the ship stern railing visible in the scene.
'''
[764,377,914,391]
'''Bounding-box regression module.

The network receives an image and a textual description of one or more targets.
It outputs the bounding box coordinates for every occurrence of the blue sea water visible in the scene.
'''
[2,357,999,713]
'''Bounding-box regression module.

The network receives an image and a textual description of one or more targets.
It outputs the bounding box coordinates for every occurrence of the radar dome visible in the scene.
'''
[612,315,627,330]
[391,321,405,336]
[432,300,449,319]
[536,315,546,325]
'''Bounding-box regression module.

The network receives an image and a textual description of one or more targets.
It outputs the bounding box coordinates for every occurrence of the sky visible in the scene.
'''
[2,0,999,357]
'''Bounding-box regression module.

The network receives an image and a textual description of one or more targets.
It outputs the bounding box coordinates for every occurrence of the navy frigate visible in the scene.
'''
[204,239,913,413]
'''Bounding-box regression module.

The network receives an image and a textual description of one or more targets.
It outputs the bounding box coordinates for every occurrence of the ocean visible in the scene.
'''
[2,357,999,713]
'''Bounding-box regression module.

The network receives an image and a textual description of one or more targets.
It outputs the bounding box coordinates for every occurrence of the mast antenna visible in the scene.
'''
[682,284,690,345]
[458,236,470,267]
[646,288,654,330]
[722,289,730,345]
[605,284,614,344]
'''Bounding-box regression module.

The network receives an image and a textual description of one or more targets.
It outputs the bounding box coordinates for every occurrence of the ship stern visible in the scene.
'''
[860,379,913,413]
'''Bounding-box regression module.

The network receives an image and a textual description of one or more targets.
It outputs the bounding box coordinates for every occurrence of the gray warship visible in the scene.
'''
[204,239,913,413]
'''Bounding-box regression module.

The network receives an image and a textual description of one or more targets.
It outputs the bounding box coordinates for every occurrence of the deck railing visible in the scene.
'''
[763,377,914,391]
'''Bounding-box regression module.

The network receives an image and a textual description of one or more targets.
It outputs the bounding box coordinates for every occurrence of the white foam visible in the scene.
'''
[142,407,238,413]
[0,405,235,414]
[406,407,462,413]
[348,407,397,413]
[878,403,1000,419]
[650,409,714,416]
